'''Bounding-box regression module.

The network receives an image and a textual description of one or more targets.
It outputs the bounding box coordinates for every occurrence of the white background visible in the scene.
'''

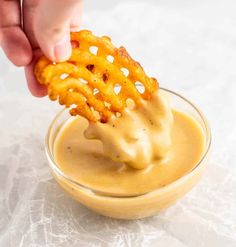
[0,0,236,246]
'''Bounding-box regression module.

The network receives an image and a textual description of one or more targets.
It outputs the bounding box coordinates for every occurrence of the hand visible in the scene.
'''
[0,0,83,97]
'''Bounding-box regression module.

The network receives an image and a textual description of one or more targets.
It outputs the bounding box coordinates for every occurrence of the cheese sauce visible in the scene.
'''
[84,91,173,169]
[54,92,205,196]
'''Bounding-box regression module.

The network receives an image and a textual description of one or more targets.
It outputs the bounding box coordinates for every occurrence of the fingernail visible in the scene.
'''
[54,36,71,62]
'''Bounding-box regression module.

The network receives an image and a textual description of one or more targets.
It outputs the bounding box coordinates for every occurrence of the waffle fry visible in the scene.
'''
[34,30,158,122]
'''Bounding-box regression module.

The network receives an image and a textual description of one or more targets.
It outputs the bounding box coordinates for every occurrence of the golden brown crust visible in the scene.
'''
[34,30,158,122]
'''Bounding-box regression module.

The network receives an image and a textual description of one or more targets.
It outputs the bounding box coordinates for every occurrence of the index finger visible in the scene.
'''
[24,49,47,97]
[0,0,32,66]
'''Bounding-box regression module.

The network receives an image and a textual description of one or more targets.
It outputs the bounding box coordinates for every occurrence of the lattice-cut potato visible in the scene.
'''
[34,30,158,122]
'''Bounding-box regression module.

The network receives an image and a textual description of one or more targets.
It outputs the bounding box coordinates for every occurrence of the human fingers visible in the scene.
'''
[0,0,32,66]
[24,49,47,97]
[33,0,82,62]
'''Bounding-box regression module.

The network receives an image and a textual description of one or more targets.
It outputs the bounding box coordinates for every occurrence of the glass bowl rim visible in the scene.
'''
[45,87,212,198]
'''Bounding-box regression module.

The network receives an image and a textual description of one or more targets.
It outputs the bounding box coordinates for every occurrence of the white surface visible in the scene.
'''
[0,0,236,246]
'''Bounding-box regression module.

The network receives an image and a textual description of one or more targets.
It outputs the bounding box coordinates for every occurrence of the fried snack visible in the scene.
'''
[34,30,158,122]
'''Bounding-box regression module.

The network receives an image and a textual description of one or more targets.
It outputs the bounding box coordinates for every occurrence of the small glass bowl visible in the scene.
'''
[45,88,211,220]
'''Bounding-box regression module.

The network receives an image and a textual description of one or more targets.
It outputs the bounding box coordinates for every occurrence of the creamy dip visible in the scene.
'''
[54,92,205,196]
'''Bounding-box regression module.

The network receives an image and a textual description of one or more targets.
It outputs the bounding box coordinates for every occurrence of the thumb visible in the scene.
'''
[34,0,82,62]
